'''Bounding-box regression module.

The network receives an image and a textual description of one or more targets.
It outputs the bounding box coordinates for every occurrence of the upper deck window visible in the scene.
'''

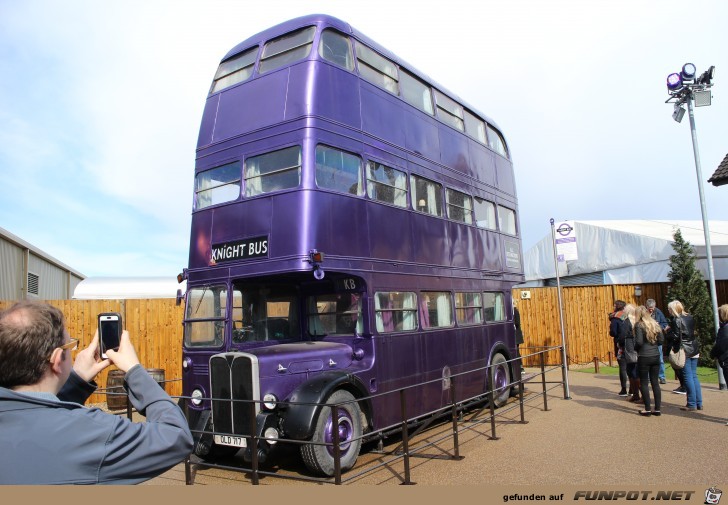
[194,162,241,210]
[355,43,398,94]
[374,291,417,333]
[210,47,258,94]
[367,161,407,208]
[315,145,361,195]
[411,175,442,217]
[318,29,354,71]
[446,188,473,224]
[259,26,316,75]
[487,125,509,159]
[464,110,487,144]
[498,205,517,235]
[434,90,464,131]
[474,197,496,230]
[399,69,434,115]
[245,146,301,197]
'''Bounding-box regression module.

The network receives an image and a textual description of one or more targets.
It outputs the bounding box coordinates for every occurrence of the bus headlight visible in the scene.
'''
[264,427,279,445]
[263,393,278,410]
[190,389,203,406]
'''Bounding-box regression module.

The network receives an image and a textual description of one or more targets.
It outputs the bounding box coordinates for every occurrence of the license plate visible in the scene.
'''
[214,434,247,448]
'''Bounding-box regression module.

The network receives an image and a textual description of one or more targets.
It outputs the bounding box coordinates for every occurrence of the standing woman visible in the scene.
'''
[634,306,664,416]
[709,304,728,424]
[620,304,640,403]
[667,300,702,411]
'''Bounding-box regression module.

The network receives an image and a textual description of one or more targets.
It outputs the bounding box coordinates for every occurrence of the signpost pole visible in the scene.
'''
[550,218,571,400]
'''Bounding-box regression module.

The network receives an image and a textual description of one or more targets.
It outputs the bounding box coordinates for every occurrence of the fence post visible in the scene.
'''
[487,386,499,441]
[249,401,259,485]
[518,372,527,424]
[449,377,463,460]
[399,389,413,485]
[593,356,600,373]
[185,455,192,485]
[540,351,549,412]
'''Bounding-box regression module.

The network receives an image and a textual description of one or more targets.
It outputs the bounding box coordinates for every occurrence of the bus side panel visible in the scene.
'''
[360,86,407,149]
[495,155,516,197]
[306,192,371,258]
[306,62,362,129]
[213,71,289,143]
[468,142,497,187]
[448,222,479,269]
[189,211,214,269]
[474,228,503,272]
[209,198,273,249]
[411,214,449,267]
[367,204,413,262]
[438,127,471,175]
[197,94,220,149]
[402,107,441,162]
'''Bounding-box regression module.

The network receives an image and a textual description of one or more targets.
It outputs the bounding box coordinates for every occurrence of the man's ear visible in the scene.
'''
[48,348,65,374]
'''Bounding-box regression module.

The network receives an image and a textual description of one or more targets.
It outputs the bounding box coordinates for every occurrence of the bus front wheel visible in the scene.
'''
[489,352,511,408]
[301,389,362,477]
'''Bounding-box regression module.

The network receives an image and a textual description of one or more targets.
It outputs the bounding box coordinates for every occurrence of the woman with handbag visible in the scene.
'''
[667,300,702,411]
[634,306,664,416]
[619,304,640,403]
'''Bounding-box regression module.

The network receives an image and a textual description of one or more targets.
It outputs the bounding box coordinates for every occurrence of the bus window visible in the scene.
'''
[194,162,241,210]
[307,293,362,336]
[318,29,354,70]
[245,146,301,197]
[474,197,496,230]
[498,205,517,235]
[464,110,487,144]
[411,175,443,216]
[355,42,398,94]
[483,292,505,322]
[184,286,227,347]
[210,47,258,94]
[231,283,300,342]
[374,291,417,333]
[446,188,473,224]
[487,124,509,159]
[455,292,483,325]
[366,161,407,207]
[315,145,362,195]
[399,69,434,115]
[434,90,464,131]
[420,292,453,329]
[259,26,316,74]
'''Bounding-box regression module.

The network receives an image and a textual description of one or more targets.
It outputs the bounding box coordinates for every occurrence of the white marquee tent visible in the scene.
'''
[73,277,186,299]
[523,220,728,286]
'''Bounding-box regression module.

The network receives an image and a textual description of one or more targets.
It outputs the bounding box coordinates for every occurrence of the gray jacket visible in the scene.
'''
[0,365,193,484]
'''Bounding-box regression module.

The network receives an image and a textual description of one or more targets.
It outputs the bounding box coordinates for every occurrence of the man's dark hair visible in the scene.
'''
[613,300,626,311]
[0,301,66,388]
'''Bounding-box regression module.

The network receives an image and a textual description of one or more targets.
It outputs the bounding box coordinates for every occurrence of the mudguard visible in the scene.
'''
[282,371,371,440]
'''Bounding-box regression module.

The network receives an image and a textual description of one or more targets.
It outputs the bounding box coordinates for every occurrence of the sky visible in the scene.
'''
[1,0,727,278]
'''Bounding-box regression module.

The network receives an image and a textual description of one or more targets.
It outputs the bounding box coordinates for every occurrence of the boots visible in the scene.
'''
[629,378,642,403]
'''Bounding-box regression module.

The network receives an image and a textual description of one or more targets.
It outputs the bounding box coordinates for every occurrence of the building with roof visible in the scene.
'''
[523,220,728,286]
[708,153,728,187]
[0,226,85,300]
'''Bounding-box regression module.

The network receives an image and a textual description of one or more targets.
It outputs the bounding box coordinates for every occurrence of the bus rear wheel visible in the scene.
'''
[489,352,511,408]
[301,390,362,477]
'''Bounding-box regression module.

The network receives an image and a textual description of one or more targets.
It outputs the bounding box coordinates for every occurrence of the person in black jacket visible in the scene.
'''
[709,304,728,425]
[634,306,664,416]
[667,300,702,411]
[609,300,629,396]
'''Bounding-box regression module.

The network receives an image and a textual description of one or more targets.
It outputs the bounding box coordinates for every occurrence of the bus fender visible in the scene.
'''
[281,372,371,441]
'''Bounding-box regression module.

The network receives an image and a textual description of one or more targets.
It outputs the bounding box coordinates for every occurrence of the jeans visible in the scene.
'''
[658,345,665,380]
[683,357,703,408]
[638,355,661,411]
[618,356,628,391]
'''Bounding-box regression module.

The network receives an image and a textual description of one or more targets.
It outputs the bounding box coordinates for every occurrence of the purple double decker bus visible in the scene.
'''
[181,14,523,476]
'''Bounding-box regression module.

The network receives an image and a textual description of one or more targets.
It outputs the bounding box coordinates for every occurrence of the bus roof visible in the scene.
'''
[219,14,502,133]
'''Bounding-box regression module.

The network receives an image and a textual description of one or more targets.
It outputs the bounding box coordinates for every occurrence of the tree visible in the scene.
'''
[665,228,715,366]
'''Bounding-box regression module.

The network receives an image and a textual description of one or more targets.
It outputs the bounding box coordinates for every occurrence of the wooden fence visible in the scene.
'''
[2,280,727,405]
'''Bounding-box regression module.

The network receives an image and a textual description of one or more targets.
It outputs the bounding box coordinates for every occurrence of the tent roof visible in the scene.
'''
[524,220,728,284]
[73,277,185,299]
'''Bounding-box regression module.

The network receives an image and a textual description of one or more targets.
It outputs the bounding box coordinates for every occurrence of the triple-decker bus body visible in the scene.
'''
[182,14,524,476]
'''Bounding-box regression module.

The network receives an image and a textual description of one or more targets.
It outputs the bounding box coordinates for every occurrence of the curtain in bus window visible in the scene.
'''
[455,292,483,325]
[245,146,301,197]
[474,198,496,230]
[195,162,241,210]
[419,296,430,328]
[401,293,416,331]
[367,162,407,207]
[483,292,506,322]
[497,205,517,235]
[374,293,394,332]
[399,69,434,115]
[307,297,326,336]
[436,293,452,327]
[426,183,439,215]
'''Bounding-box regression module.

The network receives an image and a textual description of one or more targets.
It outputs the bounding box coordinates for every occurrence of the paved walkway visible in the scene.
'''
[147,369,727,486]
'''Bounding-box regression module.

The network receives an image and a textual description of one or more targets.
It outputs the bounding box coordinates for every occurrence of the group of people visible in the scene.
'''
[610,297,728,420]
[0,300,194,484]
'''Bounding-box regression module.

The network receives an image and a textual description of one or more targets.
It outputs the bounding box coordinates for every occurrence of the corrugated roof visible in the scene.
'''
[708,153,728,187]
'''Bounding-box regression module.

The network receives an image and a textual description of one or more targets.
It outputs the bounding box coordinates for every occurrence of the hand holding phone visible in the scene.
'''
[98,313,122,359]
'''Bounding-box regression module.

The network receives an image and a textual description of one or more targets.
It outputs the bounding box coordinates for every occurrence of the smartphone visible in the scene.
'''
[98,313,122,359]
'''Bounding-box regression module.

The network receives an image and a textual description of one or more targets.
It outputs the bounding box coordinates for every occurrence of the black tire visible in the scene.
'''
[489,352,511,408]
[300,390,362,477]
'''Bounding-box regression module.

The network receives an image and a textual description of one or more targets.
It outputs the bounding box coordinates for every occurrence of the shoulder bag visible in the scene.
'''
[668,346,686,369]
[624,348,639,364]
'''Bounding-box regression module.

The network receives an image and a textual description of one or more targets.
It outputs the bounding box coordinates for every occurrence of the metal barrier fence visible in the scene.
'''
[109,346,569,485]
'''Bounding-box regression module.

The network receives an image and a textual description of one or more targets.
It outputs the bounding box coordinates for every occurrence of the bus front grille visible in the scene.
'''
[209,353,260,436]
